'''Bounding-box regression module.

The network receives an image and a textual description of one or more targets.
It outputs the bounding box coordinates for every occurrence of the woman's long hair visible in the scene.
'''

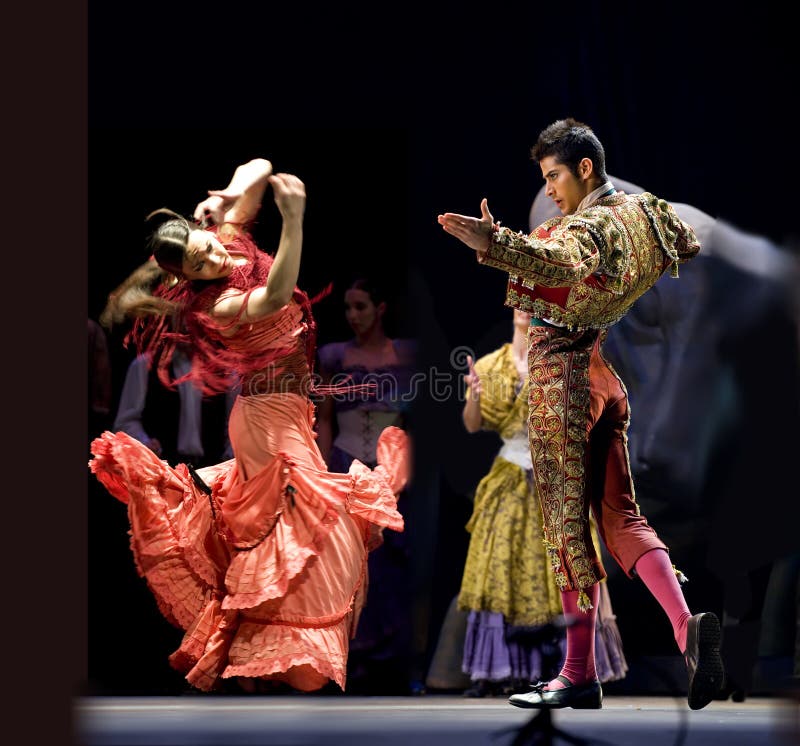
[99,259,180,328]
[99,208,194,328]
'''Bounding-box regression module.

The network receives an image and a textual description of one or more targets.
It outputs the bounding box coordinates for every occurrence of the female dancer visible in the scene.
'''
[316,278,415,472]
[90,158,408,693]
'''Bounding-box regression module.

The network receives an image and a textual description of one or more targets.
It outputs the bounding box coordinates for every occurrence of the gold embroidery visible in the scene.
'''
[487,193,699,329]
[528,327,605,594]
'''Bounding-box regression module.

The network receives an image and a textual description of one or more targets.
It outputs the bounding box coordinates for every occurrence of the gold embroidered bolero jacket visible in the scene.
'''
[478,192,701,330]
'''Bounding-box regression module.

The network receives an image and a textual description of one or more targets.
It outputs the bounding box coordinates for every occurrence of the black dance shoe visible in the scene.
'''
[683,612,724,710]
[508,675,602,709]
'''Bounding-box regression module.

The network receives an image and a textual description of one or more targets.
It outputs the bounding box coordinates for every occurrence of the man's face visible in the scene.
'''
[539,155,590,215]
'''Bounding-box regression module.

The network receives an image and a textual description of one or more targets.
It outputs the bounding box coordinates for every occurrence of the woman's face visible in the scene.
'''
[182,230,234,281]
[344,288,384,336]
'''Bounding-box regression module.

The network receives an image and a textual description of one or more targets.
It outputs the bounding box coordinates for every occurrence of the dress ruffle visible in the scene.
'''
[593,579,629,683]
[89,421,408,692]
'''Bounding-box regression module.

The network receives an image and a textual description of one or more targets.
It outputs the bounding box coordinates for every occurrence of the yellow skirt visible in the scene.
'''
[458,455,603,626]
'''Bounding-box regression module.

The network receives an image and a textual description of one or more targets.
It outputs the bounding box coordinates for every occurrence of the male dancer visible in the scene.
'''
[438,118,723,711]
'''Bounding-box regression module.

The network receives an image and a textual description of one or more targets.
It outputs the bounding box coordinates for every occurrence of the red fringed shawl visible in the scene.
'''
[126,225,332,397]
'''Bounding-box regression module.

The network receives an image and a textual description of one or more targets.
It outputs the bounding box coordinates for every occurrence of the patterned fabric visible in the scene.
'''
[527,328,604,600]
[481,192,700,331]
[458,452,565,627]
[457,344,574,626]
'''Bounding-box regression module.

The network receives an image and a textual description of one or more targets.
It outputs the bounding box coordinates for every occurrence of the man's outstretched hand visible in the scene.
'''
[437,198,494,254]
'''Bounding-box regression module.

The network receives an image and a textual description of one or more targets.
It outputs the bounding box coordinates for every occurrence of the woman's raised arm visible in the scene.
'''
[212,173,306,321]
[193,158,273,227]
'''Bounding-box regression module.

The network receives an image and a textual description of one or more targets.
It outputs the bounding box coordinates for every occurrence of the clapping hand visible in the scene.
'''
[464,355,482,399]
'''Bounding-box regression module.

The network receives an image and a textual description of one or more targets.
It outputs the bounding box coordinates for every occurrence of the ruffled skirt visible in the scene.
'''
[461,579,628,684]
[89,392,408,692]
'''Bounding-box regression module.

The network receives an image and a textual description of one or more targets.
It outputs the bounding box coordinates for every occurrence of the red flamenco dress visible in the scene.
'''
[89,227,409,692]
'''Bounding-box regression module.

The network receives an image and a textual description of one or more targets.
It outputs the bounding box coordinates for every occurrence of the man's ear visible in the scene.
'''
[579,157,594,181]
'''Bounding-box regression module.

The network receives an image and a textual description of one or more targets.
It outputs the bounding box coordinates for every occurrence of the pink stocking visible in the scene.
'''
[634,548,692,652]
[546,583,599,690]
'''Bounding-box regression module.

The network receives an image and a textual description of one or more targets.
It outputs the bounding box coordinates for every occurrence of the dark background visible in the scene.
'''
[81,1,799,703]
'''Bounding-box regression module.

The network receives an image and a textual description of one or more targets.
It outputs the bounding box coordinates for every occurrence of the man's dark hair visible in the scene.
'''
[531,118,608,182]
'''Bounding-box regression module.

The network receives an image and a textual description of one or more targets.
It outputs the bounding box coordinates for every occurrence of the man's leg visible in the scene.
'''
[634,547,692,651]
[546,584,599,688]
[525,327,605,599]
[593,348,723,709]
[510,328,604,709]
[509,581,603,708]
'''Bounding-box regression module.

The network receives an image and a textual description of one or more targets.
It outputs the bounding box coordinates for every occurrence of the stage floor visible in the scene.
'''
[75,694,798,745]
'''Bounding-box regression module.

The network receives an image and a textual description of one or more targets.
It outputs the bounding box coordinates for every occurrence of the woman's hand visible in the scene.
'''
[269,173,306,222]
[193,159,273,226]
[464,354,482,399]
[462,355,483,432]
[193,190,239,227]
